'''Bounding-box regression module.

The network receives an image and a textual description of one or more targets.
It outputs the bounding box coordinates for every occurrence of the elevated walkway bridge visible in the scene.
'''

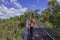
[23,19,55,40]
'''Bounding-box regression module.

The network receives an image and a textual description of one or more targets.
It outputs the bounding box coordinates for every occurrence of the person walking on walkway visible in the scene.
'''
[29,19,35,40]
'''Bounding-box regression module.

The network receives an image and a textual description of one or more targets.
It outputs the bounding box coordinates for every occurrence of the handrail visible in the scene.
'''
[35,19,55,40]
[23,19,29,40]
[23,19,31,40]
[42,28,55,40]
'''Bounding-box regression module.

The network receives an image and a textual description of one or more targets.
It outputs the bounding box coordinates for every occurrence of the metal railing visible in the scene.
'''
[36,19,55,40]
[23,19,30,40]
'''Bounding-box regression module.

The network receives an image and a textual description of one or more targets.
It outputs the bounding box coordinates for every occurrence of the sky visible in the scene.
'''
[0,0,60,19]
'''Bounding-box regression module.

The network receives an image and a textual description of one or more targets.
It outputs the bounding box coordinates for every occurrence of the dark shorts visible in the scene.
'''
[30,27,33,36]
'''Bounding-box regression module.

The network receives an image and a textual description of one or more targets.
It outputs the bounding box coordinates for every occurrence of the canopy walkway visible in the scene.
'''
[23,19,55,40]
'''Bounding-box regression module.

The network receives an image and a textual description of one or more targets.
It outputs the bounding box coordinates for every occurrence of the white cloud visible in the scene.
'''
[14,2,22,8]
[1,0,6,3]
[0,4,27,19]
[5,1,9,4]
[36,0,40,2]
[10,0,22,9]
[32,5,36,7]
[48,0,51,1]
[10,0,17,3]
[57,0,60,2]
[0,0,28,19]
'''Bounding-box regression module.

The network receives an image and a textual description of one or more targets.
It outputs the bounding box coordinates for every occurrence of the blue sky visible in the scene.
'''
[0,0,48,10]
[0,0,48,19]
[18,0,48,10]
[0,0,60,19]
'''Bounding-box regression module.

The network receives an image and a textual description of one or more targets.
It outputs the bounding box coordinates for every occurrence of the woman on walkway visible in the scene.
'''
[29,19,35,40]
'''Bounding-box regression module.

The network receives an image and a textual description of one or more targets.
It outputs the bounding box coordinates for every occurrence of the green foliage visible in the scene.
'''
[0,10,35,40]
[0,0,60,40]
[40,0,60,29]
